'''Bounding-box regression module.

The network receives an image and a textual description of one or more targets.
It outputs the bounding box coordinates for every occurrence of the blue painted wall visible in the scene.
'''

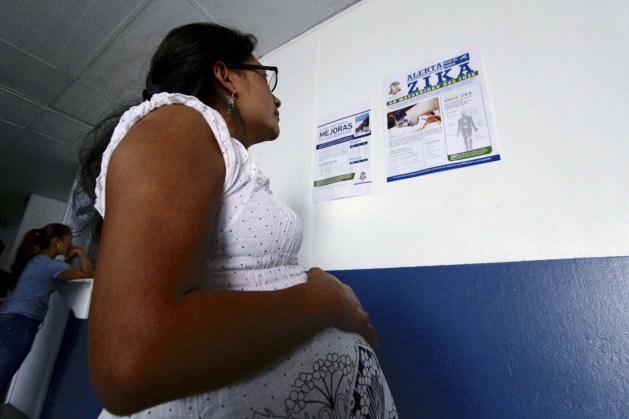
[334,257,629,418]
[42,256,628,418]
[41,315,100,419]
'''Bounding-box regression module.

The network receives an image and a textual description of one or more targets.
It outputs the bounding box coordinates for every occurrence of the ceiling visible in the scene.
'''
[0,0,360,210]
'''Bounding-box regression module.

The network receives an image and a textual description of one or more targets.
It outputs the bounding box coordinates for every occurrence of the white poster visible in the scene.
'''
[313,106,372,203]
[384,48,500,182]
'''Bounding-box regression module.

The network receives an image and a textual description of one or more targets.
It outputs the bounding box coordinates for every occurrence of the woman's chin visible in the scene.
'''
[266,126,281,141]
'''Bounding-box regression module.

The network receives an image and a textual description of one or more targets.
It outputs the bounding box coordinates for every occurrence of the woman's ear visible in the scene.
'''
[213,61,237,94]
[50,236,62,250]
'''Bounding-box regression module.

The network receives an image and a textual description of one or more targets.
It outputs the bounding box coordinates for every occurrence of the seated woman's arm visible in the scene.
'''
[89,105,376,415]
[57,247,94,280]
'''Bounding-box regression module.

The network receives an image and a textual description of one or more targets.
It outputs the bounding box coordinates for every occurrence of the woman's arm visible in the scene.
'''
[57,247,94,280]
[89,105,376,415]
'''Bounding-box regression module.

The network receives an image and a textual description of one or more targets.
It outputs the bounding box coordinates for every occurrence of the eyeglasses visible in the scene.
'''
[226,63,278,92]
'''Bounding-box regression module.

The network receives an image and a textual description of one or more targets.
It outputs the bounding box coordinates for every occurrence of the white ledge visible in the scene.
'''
[59,278,93,319]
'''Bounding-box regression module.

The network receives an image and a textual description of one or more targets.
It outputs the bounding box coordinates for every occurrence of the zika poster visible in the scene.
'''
[313,106,372,203]
[384,48,500,182]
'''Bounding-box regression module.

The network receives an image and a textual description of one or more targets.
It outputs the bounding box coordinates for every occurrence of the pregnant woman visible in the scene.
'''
[76,22,396,418]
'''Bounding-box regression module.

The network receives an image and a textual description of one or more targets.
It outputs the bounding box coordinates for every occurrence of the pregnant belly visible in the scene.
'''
[208,328,395,418]
[104,329,397,418]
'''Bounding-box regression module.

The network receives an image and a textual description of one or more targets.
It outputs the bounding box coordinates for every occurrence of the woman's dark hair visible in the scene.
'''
[74,23,257,239]
[9,223,72,289]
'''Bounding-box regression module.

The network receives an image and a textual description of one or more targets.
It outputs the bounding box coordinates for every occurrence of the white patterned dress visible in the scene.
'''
[95,93,397,419]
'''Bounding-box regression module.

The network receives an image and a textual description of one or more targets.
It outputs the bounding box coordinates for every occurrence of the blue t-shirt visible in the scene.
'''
[0,254,70,321]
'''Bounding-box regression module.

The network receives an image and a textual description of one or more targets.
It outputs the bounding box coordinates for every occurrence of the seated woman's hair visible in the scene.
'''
[9,223,72,288]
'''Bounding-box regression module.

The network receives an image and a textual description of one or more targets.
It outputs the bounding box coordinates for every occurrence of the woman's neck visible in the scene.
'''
[39,248,57,259]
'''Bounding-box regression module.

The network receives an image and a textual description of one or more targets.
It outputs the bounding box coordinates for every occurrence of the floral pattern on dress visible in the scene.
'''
[252,340,397,419]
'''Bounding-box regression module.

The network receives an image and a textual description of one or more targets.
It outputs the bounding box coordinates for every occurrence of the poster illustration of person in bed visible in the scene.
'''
[386,97,442,137]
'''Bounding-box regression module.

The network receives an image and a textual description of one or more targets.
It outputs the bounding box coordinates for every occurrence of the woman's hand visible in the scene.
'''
[65,246,84,262]
[57,246,94,280]
[305,267,378,348]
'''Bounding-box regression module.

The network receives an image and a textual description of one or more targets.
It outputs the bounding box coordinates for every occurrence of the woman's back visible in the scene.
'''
[0,255,69,321]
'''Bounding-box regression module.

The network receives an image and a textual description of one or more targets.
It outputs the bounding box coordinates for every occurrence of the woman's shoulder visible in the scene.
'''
[112,104,221,168]
[121,92,234,154]
[94,94,232,217]
[23,255,69,278]
[105,100,227,206]
[31,254,67,266]
[130,103,212,141]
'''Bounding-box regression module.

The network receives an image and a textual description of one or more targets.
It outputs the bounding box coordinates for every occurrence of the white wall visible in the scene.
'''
[251,0,629,270]
[0,190,28,271]
[249,32,319,267]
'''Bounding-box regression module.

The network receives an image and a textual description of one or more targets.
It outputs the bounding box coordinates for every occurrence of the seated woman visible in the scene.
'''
[0,223,93,396]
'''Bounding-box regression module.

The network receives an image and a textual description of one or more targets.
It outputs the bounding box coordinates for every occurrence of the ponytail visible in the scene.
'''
[9,223,72,289]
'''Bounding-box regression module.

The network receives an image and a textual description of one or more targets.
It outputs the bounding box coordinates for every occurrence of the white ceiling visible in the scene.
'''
[0,0,360,205]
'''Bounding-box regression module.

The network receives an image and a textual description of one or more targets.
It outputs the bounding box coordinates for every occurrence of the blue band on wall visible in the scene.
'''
[43,256,628,418]
[332,256,628,418]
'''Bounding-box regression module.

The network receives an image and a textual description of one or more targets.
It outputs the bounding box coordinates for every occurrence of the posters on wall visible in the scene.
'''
[312,48,499,199]
[383,48,500,182]
[313,106,372,203]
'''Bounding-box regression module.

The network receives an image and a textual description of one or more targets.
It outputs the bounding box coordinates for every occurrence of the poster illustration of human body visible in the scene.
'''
[313,106,372,203]
[384,48,500,182]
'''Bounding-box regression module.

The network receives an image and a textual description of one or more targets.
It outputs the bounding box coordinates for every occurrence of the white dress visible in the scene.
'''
[95,93,397,419]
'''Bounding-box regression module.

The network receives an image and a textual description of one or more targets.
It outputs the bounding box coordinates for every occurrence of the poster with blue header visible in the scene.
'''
[384,48,500,182]
[313,105,372,203]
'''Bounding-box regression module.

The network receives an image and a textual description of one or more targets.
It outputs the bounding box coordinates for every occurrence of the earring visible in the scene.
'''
[226,90,237,115]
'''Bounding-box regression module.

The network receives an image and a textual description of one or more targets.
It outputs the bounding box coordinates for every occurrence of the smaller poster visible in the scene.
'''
[313,106,372,203]
[383,47,500,182]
